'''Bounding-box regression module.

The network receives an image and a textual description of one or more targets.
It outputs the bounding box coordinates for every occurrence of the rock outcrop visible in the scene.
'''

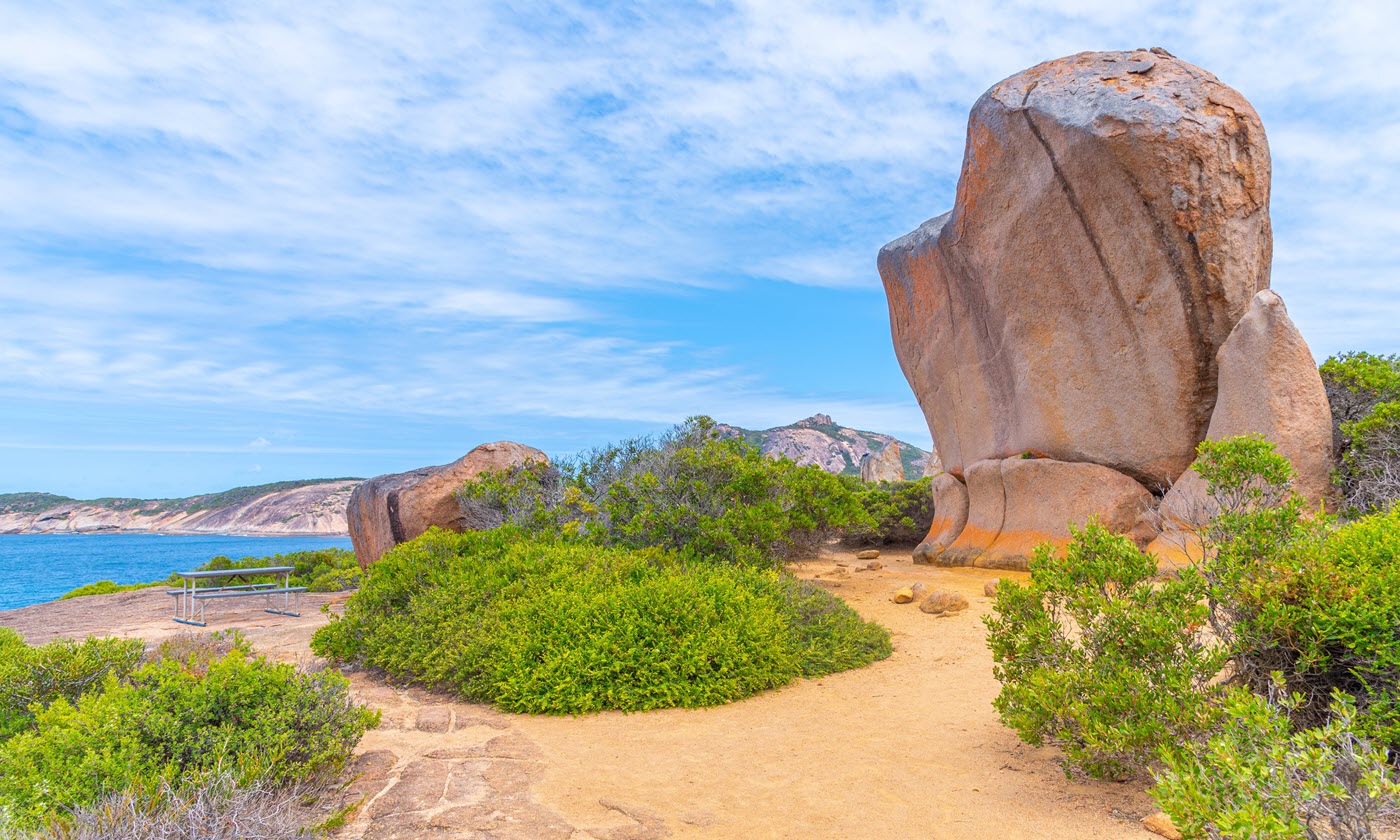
[881,50,1327,568]
[859,442,905,482]
[1150,290,1334,559]
[347,442,546,568]
[715,415,934,477]
[879,49,1271,489]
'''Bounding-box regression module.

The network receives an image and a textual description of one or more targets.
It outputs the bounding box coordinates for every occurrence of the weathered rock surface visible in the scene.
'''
[879,49,1272,489]
[348,442,546,568]
[1151,290,1334,560]
[922,458,1152,570]
[912,473,969,564]
[919,590,969,615]
[855,549,880,560]
[860,442,906,483]
[1171,289,1333,512]
[715,414,934,477]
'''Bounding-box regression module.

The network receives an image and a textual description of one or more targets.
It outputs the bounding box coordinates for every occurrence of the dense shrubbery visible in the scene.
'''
[986,436,1400,835]
[1154,686,1400,840]
[0,629,144,739]
[838,476,934,546]
[311,527,891,714]
[984,521,1222,779]
[0,630,377,834]
[60,547,361,601]
[1321,351,1400,515]
[458,416,872,565]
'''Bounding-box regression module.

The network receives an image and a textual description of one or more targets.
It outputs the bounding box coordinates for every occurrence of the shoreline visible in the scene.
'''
[0,529,351,538]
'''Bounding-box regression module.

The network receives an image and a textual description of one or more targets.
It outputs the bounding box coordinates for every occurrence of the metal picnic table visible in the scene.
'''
[169,565,306,627]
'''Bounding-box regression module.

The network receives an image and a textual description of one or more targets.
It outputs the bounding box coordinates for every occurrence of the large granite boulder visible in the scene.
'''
[347,441,547,568]
[879,49,1272,489]
[860,442,905,482]
[1150,290,1334,561]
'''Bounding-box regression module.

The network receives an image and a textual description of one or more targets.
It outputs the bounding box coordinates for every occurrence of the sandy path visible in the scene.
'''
[0,550,1156,839]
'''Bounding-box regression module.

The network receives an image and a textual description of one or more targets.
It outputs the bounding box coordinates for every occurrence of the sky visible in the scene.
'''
[1,1,1397,499]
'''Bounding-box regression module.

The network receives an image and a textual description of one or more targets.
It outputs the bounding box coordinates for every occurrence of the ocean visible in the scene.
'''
[0,533,354,612]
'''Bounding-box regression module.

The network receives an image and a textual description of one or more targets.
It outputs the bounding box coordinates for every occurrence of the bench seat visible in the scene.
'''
[192,586,308,600]
[167,582,279,596]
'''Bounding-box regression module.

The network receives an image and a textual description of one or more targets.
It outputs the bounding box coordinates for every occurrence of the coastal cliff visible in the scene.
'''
[0,479,360,536]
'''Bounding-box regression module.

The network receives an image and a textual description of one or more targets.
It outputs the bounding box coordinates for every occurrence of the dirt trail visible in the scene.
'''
[0,550,1156,839]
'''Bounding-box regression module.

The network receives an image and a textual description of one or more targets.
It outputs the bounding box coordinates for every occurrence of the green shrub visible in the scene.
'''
[1154,686,1400,840]
[58,580,165,600]
[312,528,890,714]
[1320,351,1400,448]
[1337,399,1400,515]
[61,547,361,602]
[984,520,1223,779]
[0,643,377,832]
[1320,352,1400,515]
[0,629,144,739]
[458,416,870,566]
[839,477,933,546]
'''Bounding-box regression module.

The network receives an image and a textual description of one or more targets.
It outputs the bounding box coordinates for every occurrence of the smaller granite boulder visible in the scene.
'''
[347,441,547,568]
[892,583,927,604]
[856,549,880,560]
[919,590,969,615]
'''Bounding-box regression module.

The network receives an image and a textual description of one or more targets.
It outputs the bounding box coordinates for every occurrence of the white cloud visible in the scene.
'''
[0,0,1396,471]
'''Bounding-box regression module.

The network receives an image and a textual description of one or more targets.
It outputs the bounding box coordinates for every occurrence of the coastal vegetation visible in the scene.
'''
[315,418,894,714]
[312,528,890,714]
[1323,352,1400,516]
[59,547,361,600]
[985,435,1400,836]
[0,629,377,836]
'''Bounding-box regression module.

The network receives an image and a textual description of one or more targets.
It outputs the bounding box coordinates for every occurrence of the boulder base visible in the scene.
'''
[347,441,547,568]
[929,458,1152,571]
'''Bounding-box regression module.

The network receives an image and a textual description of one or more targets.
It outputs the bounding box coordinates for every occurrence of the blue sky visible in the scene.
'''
[1,1,1397,499]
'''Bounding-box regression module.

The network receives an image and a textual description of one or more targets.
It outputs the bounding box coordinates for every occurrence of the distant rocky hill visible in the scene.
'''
[715,414,935,478]
[0,479,361,536]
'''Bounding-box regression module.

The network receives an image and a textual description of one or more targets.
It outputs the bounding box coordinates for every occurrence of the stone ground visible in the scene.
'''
[0,549,1159,839]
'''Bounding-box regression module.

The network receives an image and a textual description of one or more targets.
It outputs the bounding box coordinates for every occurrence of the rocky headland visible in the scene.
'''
[0,479,361,536]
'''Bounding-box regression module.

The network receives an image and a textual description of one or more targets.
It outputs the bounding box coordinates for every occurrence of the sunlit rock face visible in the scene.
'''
[880,49,1332,568]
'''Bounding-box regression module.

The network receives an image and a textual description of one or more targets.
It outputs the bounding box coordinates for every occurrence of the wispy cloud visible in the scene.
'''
[0,0,1395,495]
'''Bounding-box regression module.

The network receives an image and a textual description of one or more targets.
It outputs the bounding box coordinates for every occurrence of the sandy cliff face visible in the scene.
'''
[0,481,358,536]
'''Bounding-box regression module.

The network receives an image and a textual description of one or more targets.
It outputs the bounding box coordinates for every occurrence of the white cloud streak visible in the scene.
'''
[0,0,1395,464]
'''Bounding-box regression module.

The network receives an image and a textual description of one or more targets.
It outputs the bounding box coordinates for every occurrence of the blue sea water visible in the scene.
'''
[0,533,354,612]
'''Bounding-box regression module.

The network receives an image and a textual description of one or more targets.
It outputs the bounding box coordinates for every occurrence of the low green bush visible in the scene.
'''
[988,435,1400,830]
[984,520,1223,779]
[312,528,890,714]
[58,580,165,600]
[458,416,871,566]
[0,634,377,833]
[1320,351,1400,515]
[0,629,144,739]
[59,547,361,601]
[1154,686,1400,840]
